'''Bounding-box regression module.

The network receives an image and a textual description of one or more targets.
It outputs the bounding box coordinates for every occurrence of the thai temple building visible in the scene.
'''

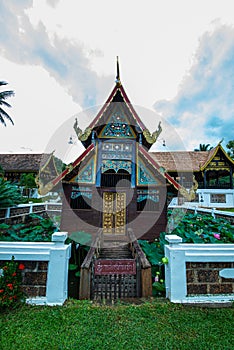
[38,59,198,241]
[1,60,234,299]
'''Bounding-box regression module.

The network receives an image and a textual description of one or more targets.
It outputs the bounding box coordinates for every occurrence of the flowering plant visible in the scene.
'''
[0,256,25,309]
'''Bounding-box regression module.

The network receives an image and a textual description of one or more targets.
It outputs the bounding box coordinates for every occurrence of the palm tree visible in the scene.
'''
[0,81,14,126]
[194,143,213,151]
[226,140,234,159]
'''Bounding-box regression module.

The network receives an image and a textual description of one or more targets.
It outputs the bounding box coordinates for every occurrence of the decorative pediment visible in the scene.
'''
[137,159,158,186]
[99,111,136,139]
[101,160,132,174]
[71,157,96,184]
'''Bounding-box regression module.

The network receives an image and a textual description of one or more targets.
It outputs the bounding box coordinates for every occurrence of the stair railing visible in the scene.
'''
[127,228,152,297]
[79,228,103,299]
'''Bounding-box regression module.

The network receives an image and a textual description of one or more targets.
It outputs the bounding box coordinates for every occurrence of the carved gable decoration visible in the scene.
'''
[206,149,231,171]
[137,159,158,186]
[71,157,96,184]
[102,160,132,174]
[99,107,136,139]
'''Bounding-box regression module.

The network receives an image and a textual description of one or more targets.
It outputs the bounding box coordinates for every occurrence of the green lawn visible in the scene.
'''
[1,299,233,350]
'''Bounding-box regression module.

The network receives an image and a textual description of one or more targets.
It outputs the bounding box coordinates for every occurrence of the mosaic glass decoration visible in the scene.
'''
[137,189,159,203]
[101,142,133,160]
[137,160,157,185]
[100,113,135,138]
[74,158,95,183]
[101,160,132,174]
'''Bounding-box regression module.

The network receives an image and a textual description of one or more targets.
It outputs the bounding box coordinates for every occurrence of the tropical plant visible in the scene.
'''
[0,256,25,310]
[139,233,167,296]
[138,209,234,296]
[168,209,234,243]
[226,140,234,159]
[20,173,36,198]
[0,81,14,126]
[0,213,57,242]
[194,143,213,151]
[0,178,24,208]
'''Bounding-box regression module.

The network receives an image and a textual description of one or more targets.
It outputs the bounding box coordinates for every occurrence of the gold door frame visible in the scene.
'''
[102,192,126,234]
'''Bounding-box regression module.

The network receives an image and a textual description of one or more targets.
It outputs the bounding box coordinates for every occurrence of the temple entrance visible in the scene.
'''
[102,192,126,234]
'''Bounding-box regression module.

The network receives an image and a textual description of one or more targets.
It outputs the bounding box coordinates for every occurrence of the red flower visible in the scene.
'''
[9,296,13,300]
[0,289,4,293]
[18,263,25,270]
[7,283,13,290]
[3,266,8,270]
[12,272,17,277]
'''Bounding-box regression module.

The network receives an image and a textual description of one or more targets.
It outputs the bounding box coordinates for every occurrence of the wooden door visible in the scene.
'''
[102,192,126,234]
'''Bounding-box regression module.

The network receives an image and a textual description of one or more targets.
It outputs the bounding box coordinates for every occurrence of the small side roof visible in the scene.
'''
[149,151,209,172]
[0,153,43,172]
[149,143,234,172]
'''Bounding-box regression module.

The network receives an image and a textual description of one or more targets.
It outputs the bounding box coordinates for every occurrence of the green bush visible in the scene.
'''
[139,209,234,296]
[0,256,25,310]
[0,178,25,207]
[0,214,57,242]
[168,209,234,243]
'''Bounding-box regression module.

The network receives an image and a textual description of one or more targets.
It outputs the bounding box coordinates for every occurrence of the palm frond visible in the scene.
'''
[0,90,14,99]
[0,107,14,125]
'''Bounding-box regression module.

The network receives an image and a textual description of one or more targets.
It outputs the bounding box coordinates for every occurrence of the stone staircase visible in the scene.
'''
[79,230,152,300]
[91,243,140,300]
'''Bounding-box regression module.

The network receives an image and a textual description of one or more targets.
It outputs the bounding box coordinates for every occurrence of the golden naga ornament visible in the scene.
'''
[73,118,92,141]
[35,175,54,196]
[179,176,198,201]
[143,121,162,144]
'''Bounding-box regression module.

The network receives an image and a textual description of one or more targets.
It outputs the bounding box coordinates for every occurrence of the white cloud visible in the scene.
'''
[0,57,79,153]
[154,24,234,150]
[1,0,234,154]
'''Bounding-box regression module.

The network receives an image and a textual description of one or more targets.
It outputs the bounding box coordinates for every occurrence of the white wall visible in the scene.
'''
[164,235,234,304]
[0,232,71,305]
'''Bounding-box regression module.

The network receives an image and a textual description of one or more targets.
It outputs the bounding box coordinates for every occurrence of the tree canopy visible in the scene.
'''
[226,140,234,159]
[194,143,213,151]
[0,81,14,126]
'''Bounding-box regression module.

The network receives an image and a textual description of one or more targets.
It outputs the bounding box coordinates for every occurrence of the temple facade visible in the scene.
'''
[57,64,181,240]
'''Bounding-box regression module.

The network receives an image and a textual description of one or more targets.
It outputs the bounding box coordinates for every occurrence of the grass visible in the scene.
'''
[1,299,234,350]
[218,208,234,212]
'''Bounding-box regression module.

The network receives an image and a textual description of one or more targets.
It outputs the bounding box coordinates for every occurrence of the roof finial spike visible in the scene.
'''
[115,56,121,86]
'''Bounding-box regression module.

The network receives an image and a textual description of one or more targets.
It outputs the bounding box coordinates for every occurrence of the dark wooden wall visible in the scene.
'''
[61,183,167,241]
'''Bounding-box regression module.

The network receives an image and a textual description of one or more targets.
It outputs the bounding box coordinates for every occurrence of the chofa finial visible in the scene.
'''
[115,56,121,86]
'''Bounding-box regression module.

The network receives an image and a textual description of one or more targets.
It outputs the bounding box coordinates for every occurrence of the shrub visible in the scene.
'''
[168,209,234,244]
[0,256,25,310]
[0,178,24,207]
[139,209,234,296]
[0,213,57,242]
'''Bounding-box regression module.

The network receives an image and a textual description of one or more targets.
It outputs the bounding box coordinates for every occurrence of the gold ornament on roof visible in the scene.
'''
[35,175,54,196]
[73,118,92,141]
[143,121,162,144]
[178,176,198,201]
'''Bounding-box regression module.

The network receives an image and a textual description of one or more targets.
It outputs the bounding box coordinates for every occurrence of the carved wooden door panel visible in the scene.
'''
[102,192,126,234]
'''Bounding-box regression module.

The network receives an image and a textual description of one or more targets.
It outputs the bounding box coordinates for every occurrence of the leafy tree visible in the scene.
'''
[226,140,234,159]
[0,81,14,126]
[194,143,213,151]
[0,178,23,208]
[20,173,37,198]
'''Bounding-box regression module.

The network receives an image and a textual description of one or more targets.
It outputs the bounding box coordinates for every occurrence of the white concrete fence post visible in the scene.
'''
[46,232,70,305]
[164,235,185,302]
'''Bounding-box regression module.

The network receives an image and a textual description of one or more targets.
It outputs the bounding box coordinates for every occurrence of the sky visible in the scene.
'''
[0,0,234,163]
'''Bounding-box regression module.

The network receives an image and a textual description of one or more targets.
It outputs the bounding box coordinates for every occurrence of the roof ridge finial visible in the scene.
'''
[115,56,121,86]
